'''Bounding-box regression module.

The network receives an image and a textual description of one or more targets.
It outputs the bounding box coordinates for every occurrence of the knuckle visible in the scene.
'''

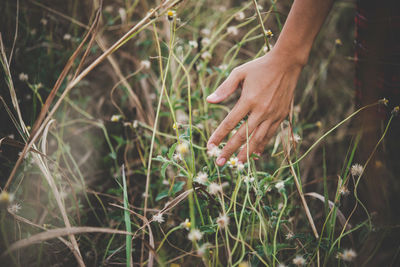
[222,120,237,130]
[235,131,247,142]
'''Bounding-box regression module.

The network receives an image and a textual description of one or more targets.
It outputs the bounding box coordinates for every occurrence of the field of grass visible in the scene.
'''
[0,0,397,266]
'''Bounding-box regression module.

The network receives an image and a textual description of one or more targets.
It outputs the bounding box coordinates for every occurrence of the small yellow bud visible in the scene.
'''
[167,10,176,21]
[0,191,11,204]
[335,39,342,46]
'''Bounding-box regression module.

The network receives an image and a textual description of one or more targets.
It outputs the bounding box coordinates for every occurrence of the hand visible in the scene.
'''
[206,50,303,166]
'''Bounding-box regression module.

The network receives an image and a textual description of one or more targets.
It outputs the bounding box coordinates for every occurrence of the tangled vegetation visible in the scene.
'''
[0,0,395,266]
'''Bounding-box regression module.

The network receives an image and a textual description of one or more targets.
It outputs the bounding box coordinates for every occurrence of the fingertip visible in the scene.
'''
[207,142,216,150]
[206,93,221,103]
[216,157,226,166]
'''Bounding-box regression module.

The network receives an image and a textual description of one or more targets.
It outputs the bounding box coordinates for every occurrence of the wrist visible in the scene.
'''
[272,41,311,67]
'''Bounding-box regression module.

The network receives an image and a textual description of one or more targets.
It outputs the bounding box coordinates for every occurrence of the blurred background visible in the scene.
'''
[1,0,398,266]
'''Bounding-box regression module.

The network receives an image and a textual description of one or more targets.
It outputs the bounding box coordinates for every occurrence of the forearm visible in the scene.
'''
[274,0,334,65]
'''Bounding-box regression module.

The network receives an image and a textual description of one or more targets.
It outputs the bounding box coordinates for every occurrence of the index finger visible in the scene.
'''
[207,97,250,149]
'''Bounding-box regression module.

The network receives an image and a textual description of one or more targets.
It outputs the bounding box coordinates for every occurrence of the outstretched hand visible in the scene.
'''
[206,50,303,166]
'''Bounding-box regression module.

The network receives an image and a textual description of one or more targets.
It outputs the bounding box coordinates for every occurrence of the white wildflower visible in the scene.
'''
[195,172,208,184]
[132,120,139,128]
[266,29,274,38]
[216,213,230,229]
[292,255,305,266]
[235,11,245,21]
[275,181,285,191]
[167,10,176,21]
[351,164,363,176]
[189,40,198,48]
[8,203,22,213]
[181,218,191,230]
[201,51,212,60]
[152,213,164,223]
[188,229,203,241]
[19,73,28,82]
[227,26,238,36]
[285,231,294,240]
[162,179,169,185]
[209,183,222,195]
[111,115,121,122]
[237,162,245,171]
[277,264,287,267]
[292,133,301,143]
[227,157,239,168]
[207,146,221,157]
[177,142,189,155]
[63,33,71,40]
[140,60,151,70]
[337,249,357,261]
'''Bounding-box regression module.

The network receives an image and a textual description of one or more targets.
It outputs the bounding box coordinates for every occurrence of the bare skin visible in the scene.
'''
[207,0,334,166]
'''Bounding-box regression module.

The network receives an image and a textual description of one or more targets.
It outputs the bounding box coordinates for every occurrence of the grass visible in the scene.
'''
[0,0,397,266]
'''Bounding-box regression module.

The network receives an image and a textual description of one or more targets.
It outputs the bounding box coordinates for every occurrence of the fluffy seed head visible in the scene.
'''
[201,37,210,46]
[177,142,189,155]
[275,181,285,191]
[140,60,151,70]
[189,40,198,48]
[19,73,28,82]
[209,183,222,195]
[235,11,245,21]
[201,51,212,60]
[207,146,221,157]
[216,213,230,229]
[292,255,305,265]
[337,249,357,261]
[351,164,363,176]
[188,229,203,241]
[152,213,164,223]
[195,172,208,184]
[227,26,238,36]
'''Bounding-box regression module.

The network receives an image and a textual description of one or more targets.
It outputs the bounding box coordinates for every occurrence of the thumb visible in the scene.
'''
[207,68,244,103]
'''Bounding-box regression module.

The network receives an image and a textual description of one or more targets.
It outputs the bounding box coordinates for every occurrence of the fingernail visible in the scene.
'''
[207,143,216,150]
[216,157,226,166]
[206,93,217,102]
